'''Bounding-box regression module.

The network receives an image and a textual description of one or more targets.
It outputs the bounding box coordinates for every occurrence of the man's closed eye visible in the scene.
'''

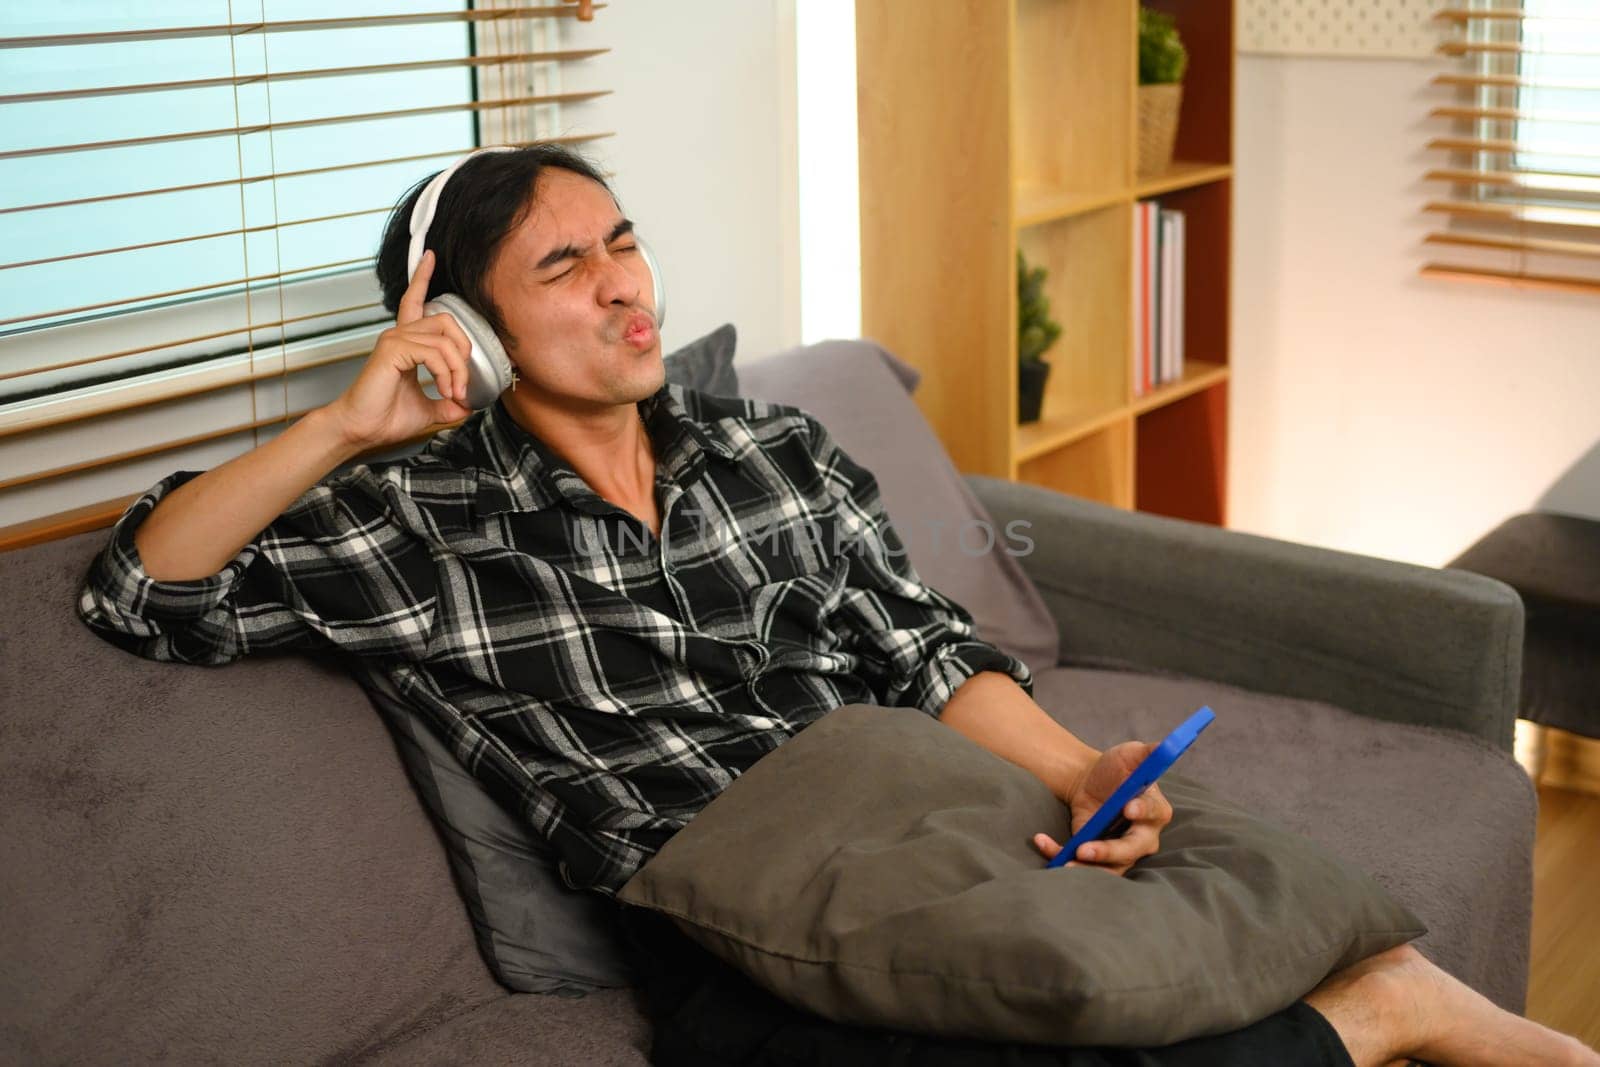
[550,244,638,281]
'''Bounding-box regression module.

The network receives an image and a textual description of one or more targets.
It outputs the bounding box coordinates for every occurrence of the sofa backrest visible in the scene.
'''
[0,531,505,1063]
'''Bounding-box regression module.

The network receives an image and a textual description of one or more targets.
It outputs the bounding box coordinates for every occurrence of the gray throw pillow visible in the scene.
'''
[365,688,639,996]
[663,321,738,394]
[617,703,1427,1047]
[363,323,739,995]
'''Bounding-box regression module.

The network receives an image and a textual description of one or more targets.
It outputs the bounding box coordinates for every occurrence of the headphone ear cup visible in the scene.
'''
[423,293,514,411]
[635,235,666,332]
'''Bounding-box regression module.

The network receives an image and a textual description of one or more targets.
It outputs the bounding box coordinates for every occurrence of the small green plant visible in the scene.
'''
[1017,251,1061,364]
[1139,8,1188,85]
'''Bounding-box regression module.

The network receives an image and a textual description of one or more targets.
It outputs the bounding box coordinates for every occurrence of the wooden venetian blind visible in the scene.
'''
[1423,3,1600,295]
[0,0,609,537]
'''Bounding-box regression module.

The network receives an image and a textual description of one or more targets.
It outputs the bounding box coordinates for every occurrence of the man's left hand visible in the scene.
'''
[1030,741,1173,876]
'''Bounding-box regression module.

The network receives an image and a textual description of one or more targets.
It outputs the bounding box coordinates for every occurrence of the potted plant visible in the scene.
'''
[1017,250,1060,424]
[1138,7,1188,178]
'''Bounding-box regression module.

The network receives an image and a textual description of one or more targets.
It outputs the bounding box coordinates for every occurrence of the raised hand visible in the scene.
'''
[325,250,476,450]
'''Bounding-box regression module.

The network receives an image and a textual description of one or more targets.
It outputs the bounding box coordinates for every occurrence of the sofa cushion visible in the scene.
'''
[366,987,650,1066]
[738,339,1060,678]
[616,703,1426,1047]
[1,531,508,1064]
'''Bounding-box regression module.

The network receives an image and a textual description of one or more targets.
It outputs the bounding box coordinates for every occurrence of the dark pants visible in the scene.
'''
[619,907,1357,1067]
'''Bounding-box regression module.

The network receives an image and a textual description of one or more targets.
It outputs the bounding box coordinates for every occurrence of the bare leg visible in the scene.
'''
[1304,942,1599,1067]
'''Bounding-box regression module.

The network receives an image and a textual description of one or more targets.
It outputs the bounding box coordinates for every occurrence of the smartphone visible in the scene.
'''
[1046,705,1215,869]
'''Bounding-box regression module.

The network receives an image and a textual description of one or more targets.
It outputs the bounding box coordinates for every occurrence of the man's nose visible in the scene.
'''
[596,249,642,306]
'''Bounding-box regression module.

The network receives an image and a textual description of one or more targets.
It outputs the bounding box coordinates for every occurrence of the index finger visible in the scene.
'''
[398,249,435,325]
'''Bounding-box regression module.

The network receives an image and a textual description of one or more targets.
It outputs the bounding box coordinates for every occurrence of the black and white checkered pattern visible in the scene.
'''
[80,382,1032,895]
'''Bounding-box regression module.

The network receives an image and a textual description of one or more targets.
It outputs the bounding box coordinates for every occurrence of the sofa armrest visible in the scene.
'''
[966,475,1524,750]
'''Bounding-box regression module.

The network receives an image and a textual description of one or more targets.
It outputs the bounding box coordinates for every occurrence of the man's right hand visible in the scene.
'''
[324,249,477,450]
[130,250,482,581]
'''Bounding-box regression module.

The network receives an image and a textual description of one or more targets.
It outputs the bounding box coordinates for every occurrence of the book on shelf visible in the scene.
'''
[1136,201,1153,397]
[1162,208,1185,386]
[1132,201,1186,398]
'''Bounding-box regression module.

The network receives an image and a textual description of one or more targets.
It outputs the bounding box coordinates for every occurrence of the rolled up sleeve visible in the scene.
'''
[78,472,267,664]
[78,468,437,666]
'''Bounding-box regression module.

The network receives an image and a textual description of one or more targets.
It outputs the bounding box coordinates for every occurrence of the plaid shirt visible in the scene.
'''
[79,382,1032,895]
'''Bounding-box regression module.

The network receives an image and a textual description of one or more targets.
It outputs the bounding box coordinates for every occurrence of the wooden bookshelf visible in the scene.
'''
[857,0,1235,525]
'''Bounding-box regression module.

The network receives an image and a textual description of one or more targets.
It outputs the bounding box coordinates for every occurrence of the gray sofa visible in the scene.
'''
[0,338,1533,1065]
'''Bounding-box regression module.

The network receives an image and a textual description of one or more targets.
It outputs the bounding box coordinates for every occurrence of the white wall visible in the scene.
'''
[1230,55,1600,567]
[564,1,801,364]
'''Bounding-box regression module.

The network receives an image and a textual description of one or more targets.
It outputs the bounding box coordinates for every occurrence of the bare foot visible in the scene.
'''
[1306,943,1599,1067]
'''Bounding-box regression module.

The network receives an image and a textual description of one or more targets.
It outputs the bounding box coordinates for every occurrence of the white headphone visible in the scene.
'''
[405,145,667,411]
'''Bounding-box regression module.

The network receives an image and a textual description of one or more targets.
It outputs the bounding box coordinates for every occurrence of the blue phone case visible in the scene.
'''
[1046,706,1216,869]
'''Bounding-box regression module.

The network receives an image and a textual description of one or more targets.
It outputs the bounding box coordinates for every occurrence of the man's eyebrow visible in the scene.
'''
[535,218,635,271]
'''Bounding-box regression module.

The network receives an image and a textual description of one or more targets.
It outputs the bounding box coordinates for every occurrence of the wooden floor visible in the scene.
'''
[1526,783,1600,1049]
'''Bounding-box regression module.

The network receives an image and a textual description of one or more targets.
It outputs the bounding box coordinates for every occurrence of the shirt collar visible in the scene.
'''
[472,381,739,518]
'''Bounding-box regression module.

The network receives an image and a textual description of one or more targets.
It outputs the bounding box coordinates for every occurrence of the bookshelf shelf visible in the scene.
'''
[858,0,1235,526]
[1133,161,1234,200]
[1015,402,1128,464]
[1014,185,1127,229]
[1015,360,1229,465]
[1129,359,1229,416]
[1017,163,1234,230]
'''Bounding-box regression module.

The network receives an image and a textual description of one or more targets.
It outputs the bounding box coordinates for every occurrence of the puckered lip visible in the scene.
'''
[623,311,654,337]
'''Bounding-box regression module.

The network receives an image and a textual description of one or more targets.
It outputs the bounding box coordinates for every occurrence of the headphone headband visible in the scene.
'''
[402,143,666,339]
[405,145,518,280]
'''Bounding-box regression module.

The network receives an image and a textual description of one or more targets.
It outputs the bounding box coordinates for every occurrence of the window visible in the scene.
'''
[1512,1,1600,190]
[1422,2,1600,294]
[0,0,608,530]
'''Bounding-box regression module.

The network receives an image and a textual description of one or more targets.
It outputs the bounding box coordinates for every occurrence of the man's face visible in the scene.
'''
[484,167,664,409]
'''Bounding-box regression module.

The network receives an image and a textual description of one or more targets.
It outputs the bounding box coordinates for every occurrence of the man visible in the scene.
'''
[79,145,1594,1067]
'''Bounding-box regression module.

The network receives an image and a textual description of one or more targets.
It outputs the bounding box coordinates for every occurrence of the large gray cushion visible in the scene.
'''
[739,339,1060,677]
[617,703,1426,1047]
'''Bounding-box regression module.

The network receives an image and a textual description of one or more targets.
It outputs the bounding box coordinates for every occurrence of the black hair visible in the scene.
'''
[374,143,617,341]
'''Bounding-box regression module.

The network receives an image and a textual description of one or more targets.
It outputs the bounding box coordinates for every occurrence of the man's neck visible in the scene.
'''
[499,389,658,519]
